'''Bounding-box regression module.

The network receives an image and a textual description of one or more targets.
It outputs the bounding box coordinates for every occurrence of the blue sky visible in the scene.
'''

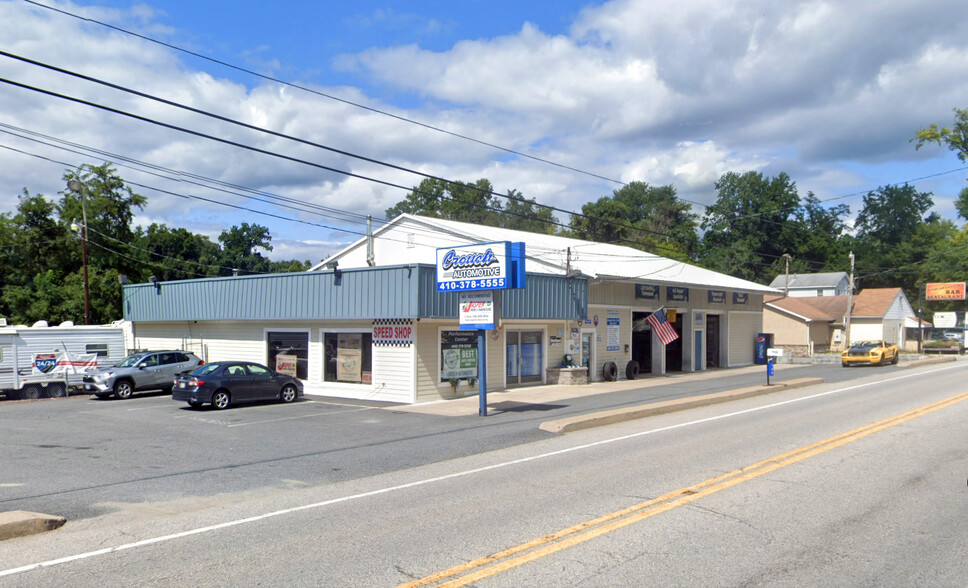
[1,0,966,267]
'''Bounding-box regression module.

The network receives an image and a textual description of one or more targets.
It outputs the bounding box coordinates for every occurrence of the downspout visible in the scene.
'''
[366,215,375,267]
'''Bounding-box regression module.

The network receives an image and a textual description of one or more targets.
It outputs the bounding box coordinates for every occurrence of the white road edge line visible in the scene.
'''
[2,363,962,579]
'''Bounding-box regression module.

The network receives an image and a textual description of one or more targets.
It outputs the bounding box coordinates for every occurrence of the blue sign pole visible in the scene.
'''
[766,358,774,385]
[478,328,488,416]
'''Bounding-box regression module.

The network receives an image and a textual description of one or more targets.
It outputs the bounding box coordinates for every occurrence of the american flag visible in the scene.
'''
[646,308,680,345]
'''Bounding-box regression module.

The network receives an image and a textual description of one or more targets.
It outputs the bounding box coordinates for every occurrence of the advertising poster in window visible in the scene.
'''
[441,330,478,380]
[337,334,363,382]
[275,353,298,377]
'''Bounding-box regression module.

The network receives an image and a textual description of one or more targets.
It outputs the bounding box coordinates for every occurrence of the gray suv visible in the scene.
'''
[83,351,203,399]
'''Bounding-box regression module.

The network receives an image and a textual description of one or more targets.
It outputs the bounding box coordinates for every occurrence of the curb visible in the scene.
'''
[539,377,823,434]
[900,356,958,368]
[0,510,66,541]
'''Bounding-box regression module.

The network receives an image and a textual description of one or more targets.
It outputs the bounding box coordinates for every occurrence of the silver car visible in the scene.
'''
[83,351,203,399]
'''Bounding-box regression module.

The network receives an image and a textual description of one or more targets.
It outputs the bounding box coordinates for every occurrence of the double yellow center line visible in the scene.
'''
[400,390,968,587]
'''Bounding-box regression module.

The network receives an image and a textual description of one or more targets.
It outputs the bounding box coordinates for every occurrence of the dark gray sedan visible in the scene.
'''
[172,361,303,409]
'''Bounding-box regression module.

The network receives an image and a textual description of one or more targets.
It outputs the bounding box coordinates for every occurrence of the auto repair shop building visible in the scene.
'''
[123,214,777,404]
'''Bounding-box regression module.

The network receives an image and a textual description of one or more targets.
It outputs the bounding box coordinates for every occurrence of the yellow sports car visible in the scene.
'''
[841,340,899,366]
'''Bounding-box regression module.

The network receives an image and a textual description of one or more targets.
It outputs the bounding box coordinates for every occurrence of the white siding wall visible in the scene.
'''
[727,311,760,366]
[135,320,416,403]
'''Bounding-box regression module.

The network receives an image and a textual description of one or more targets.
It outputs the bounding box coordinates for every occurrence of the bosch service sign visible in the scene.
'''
[436,242,509,292]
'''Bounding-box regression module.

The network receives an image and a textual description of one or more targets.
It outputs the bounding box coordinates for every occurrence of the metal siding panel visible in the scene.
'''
[124,266,587,322]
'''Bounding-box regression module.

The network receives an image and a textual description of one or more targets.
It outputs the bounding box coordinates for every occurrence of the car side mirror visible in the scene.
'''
[138,364,146,370]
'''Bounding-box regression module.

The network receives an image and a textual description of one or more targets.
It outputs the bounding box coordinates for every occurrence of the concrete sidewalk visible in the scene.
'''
[391,363,800,418]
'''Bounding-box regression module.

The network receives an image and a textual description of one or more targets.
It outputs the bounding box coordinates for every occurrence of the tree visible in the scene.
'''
[132,223,223,282]
[700,171,801,281]
[59,163,147,276]
[913,107,968,219]
[569,181,698,259]
[385,177,558,234]
[218,223,273,275]
[913,107,968,162]
[782,193,853,274]
[854,185,933,246]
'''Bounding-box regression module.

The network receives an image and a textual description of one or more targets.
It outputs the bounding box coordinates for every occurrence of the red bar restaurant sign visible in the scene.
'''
[925,282,966,301]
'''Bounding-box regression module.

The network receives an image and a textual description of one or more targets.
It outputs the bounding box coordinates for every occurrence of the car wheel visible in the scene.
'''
[46,382,67,398]
[114,380,134,400]
[280,384,297,403]
[22,384,42,399]
[841,362,849,367]
[188,400,203,409]
[891,353,899,365]
[212,390,231,410]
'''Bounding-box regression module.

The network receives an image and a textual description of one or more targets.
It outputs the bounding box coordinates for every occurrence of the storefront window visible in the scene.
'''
[267,331,308,379]
[324,332,373,384]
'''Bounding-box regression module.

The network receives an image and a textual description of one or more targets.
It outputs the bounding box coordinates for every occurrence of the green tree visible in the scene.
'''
[700,171,801,281]
[569,181,698,259]
[60,163,147,276]
[385,177,559,234]
[855,185,933,246]
[218,223,273,275]
[782,193,853,274]
[132,223,222,282]
[913,107,968,219]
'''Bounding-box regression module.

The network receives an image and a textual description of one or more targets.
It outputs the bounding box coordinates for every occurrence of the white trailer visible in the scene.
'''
[0,320,127,400]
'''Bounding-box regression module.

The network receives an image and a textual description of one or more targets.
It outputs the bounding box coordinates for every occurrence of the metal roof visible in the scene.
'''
[769,272,848,289]
[123,265,587,322]
[313,214,779,294]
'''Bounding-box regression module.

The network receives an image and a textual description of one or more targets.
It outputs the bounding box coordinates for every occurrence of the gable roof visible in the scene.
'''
[315,214,779,294]
[769,271,848,290]
[851,287,906,318]
[766,287,913,322]
[766,295,847,322]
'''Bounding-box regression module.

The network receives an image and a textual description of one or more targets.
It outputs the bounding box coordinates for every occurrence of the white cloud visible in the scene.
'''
[0,0,966,263]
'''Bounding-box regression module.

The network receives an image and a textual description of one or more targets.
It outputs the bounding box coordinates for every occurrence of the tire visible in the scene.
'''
[841,362,849,368]
[46,382,67,398]
[114,380,134,400]
[625,360,640,380]
[212,390,231,410]
[280,384,297,403]
[22,384,42,400]
[602,361,618,382]
[891,352,899,365]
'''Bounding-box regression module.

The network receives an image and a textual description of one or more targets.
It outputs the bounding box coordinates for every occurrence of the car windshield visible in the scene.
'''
[116,354,148,368]
[850,341,879,351]
[189,363,223,376]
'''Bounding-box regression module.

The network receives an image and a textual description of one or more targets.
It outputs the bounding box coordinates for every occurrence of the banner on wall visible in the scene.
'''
[372,319,413,346]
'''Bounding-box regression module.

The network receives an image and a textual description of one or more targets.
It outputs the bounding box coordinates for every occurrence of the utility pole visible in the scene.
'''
[67,178,90,325]
[782,253,792,296]
[844,251,855,348]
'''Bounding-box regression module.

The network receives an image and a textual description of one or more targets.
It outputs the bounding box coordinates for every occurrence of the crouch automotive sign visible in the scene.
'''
[436,241,526,292]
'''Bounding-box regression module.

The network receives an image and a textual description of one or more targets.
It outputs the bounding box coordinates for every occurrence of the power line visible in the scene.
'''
[23,0,629,187]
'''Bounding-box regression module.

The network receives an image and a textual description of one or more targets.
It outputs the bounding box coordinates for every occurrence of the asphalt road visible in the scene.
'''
[2,360,965,585]
[1,362,870,521]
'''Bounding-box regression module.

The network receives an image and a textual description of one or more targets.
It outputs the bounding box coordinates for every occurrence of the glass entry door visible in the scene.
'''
[506,330,543,386]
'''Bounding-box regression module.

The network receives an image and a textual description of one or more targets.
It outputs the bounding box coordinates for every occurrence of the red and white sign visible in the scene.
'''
[372,320,413,346]
[459,291,498,330]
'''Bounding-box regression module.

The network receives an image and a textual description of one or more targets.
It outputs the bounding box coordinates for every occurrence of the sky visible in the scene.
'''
[1,0,967,268]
